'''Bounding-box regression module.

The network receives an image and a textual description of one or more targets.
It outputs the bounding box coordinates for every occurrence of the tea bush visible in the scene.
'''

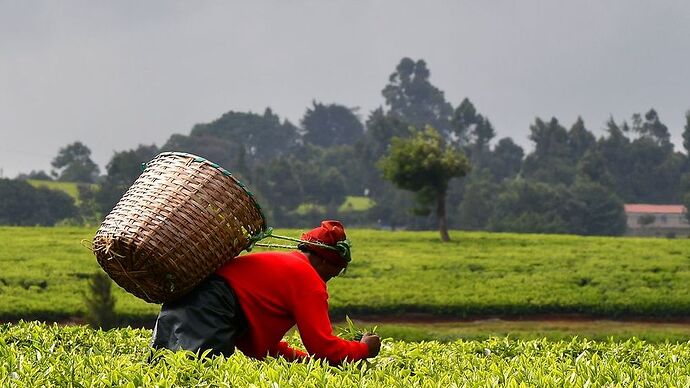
[2,322,690,386]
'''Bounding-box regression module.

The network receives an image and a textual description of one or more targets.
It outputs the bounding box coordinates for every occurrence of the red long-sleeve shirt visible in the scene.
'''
[215,250,369,364]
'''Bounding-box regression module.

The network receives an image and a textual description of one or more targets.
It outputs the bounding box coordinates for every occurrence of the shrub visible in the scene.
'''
[82,271,117,330]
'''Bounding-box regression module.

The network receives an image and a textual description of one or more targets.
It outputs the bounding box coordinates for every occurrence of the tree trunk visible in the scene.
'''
[437,192,450,242]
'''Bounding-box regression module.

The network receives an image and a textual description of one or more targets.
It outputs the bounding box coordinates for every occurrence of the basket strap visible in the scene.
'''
[248,227,352,263]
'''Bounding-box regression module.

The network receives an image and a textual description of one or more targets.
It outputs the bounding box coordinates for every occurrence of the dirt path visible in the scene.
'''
[351,313,690,325]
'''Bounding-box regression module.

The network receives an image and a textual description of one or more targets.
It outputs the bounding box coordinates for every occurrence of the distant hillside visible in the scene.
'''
[339,196,375,212]
[26,180,94,204]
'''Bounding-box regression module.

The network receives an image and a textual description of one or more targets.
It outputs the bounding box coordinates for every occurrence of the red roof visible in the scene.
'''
[624,204,686,214]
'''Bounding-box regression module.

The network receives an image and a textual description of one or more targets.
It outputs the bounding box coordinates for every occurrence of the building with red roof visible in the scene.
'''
[624,204,688,236]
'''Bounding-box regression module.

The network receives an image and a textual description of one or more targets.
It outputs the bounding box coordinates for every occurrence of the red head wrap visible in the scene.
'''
[300,220,349,268]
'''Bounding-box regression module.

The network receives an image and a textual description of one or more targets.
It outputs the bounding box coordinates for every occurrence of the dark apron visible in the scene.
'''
[151,274,247,357]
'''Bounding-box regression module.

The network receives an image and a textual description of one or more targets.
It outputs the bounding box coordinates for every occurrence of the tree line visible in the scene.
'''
[4,57,690,238]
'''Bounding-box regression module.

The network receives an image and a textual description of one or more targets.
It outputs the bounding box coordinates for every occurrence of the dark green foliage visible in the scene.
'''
[489,179,626,236]
[631,109,672,150]
[489,180,572,234]
[450,97,478,146]
[0,179,77,225]
[252,147,348,224]
[569,179,627,236]
[82,271,117,330]
[456,169,498,230]
[598,113,681,203]
[186,108,300,169]
[576,149,614,188]
[91,144,160,217]
[522,117,576,185]
[15,170,52,180]
[366,183,417,230]
[301,101,364,147]
[683,110,690,156]
[451,98,496,169]
[162,134,244,177]
[567,117,596,160]
[105,144,159,186]
[51,142,100,183]
[488,138,524,182]
[356,108,413,197]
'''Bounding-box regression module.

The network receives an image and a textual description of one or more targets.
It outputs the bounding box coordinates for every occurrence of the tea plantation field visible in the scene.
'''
[1,226,690,321]
[2,321,690,386]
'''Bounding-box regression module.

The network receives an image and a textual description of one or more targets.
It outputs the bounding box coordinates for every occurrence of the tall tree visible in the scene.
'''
[576,148,614,189]
[522,117,575,184]
[631,109,672,150]
[488,137,524,182]
[683,110,690,156]
[105,144,160,186]
[185,108,300,168]
[567,117,596,160]
[598,117,632,198]
[51,142,100,183]
[381,58,453,138]
[301,102,364,147]
[451,98,495,165]
[378,126,469,241]
[450,97,478,146]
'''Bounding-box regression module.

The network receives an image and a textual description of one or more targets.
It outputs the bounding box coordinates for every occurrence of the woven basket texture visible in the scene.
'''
[92,152,266,303]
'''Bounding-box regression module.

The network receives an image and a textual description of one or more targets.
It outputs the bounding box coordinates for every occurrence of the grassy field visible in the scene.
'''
[338,196,375,212]
[25,179,86,203]
[1,226,690,323]
[2,322,690,386]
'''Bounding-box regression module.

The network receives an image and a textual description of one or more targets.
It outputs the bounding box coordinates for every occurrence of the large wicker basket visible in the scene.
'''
[92,152,266,303]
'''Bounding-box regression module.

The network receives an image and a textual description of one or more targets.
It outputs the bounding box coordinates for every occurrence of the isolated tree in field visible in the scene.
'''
[382,58,453,138]
[51,142,100,183]
[378,126,469,241]
[301,101,364,147]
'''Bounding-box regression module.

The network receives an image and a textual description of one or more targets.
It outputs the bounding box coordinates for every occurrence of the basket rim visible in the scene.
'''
[151,151,267,230]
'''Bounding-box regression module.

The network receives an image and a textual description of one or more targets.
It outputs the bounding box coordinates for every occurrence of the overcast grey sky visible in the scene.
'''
[1,1,689,178]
